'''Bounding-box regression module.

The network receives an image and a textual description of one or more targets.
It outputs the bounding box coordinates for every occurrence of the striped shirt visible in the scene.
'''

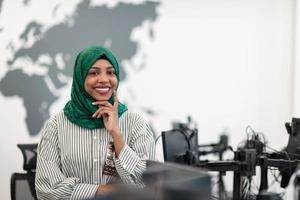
[35,110,155,200]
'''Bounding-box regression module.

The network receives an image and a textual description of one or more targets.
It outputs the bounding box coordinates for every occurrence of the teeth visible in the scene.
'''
[95,88,110,92]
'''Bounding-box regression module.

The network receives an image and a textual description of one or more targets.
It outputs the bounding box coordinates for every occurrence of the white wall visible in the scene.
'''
[0,0,295,199]
[143,0,294,156]
[294,0,300,117]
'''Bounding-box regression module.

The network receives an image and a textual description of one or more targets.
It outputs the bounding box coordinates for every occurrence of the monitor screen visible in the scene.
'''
[162,128,198,165]
[281,118,300,187]
[143,161,211,200]
[91,161,211,200]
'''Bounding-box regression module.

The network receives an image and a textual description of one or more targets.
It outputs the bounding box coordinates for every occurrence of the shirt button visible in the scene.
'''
[94,159,98,162]
[93,136,97,140]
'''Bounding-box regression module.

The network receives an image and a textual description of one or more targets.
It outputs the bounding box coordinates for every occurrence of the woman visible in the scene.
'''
[35,46,155,200]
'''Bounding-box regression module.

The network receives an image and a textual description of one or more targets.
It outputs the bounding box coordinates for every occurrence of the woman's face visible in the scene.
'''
[84,59,118,101]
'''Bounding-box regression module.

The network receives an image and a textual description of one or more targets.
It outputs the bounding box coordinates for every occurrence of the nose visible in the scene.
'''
[97,73,109,83]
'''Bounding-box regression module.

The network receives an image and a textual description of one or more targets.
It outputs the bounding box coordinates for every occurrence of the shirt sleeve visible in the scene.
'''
[35,118,98,200]
[114,115,156,185]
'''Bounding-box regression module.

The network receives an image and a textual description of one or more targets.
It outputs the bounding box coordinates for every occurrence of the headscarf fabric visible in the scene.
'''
[64,46,128,129]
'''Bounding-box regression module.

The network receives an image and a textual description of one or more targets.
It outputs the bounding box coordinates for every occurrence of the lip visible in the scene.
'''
[94,85,111,88]
[93,86,111,95]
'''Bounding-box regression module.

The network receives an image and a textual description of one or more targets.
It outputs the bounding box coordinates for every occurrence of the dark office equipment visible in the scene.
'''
[143,161,212,200]
[11,143,38,200]
[162,128,198,165]
[162,117,199,165]
[281,118,300,187]
[91,161,212,200]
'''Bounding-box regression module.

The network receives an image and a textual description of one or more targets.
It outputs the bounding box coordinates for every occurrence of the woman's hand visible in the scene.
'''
[92,91,125,157]
[95,184,116,196]
[92,92,119,135]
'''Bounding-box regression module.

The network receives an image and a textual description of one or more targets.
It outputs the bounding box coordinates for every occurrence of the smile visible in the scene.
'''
[94,87,111,95]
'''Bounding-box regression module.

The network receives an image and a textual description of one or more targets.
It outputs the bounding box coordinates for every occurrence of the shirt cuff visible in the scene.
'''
[71,183,98,200]
[114,144,140,176]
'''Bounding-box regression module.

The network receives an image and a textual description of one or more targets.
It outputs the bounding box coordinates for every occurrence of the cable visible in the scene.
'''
[171,128,191,151]
[245,126,256,140]
[265,145,295,178]
[154,134,161,145]
[268,167,281,187]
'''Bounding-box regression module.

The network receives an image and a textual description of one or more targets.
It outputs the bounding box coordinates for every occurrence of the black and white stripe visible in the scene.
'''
[35,110,155,200]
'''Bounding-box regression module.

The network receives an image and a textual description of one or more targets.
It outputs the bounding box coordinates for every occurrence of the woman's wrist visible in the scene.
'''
[111,129,124,157]
[111,128,121,138]
[95,184,115,196]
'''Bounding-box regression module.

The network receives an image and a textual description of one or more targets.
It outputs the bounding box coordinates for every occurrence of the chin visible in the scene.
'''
[94,95,111,101]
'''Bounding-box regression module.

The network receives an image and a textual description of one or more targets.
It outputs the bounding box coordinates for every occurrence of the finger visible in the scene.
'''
[96,108,111,118]
[97,111,111,119]
[92,107,110,118]
[92,101,113,108]
[114,90,119,109]
[92,108,102,118]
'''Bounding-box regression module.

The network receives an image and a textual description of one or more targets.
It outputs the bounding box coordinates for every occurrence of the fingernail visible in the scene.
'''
[92,102,96,105]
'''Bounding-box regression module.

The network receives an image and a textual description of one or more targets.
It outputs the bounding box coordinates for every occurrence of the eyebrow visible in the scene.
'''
[89,66,114,70]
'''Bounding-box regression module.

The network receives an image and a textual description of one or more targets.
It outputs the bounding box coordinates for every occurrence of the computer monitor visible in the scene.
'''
[92,161,211,200]
[143,161,211,200]
[281,118,300,187]
[285,118,300,158]
[162,127,198,165]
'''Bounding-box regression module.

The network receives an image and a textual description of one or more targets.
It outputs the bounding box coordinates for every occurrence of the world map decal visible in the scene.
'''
[0,0,160,136]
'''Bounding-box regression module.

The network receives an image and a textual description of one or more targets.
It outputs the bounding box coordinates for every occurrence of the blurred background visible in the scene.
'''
[0,0,298,199]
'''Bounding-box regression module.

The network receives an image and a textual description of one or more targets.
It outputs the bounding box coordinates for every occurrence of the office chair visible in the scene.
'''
[10,144,38,200]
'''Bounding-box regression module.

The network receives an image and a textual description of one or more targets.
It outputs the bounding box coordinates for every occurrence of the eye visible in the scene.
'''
[88,70,99,76]
[107,70,115,76]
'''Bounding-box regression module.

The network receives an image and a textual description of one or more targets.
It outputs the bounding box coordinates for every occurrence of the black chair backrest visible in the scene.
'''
[11,172,37,200]
[11,143,38,200]
[17,144,38,172]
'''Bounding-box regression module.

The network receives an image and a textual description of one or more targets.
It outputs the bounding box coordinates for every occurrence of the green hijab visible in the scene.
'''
[64,46,128,129]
